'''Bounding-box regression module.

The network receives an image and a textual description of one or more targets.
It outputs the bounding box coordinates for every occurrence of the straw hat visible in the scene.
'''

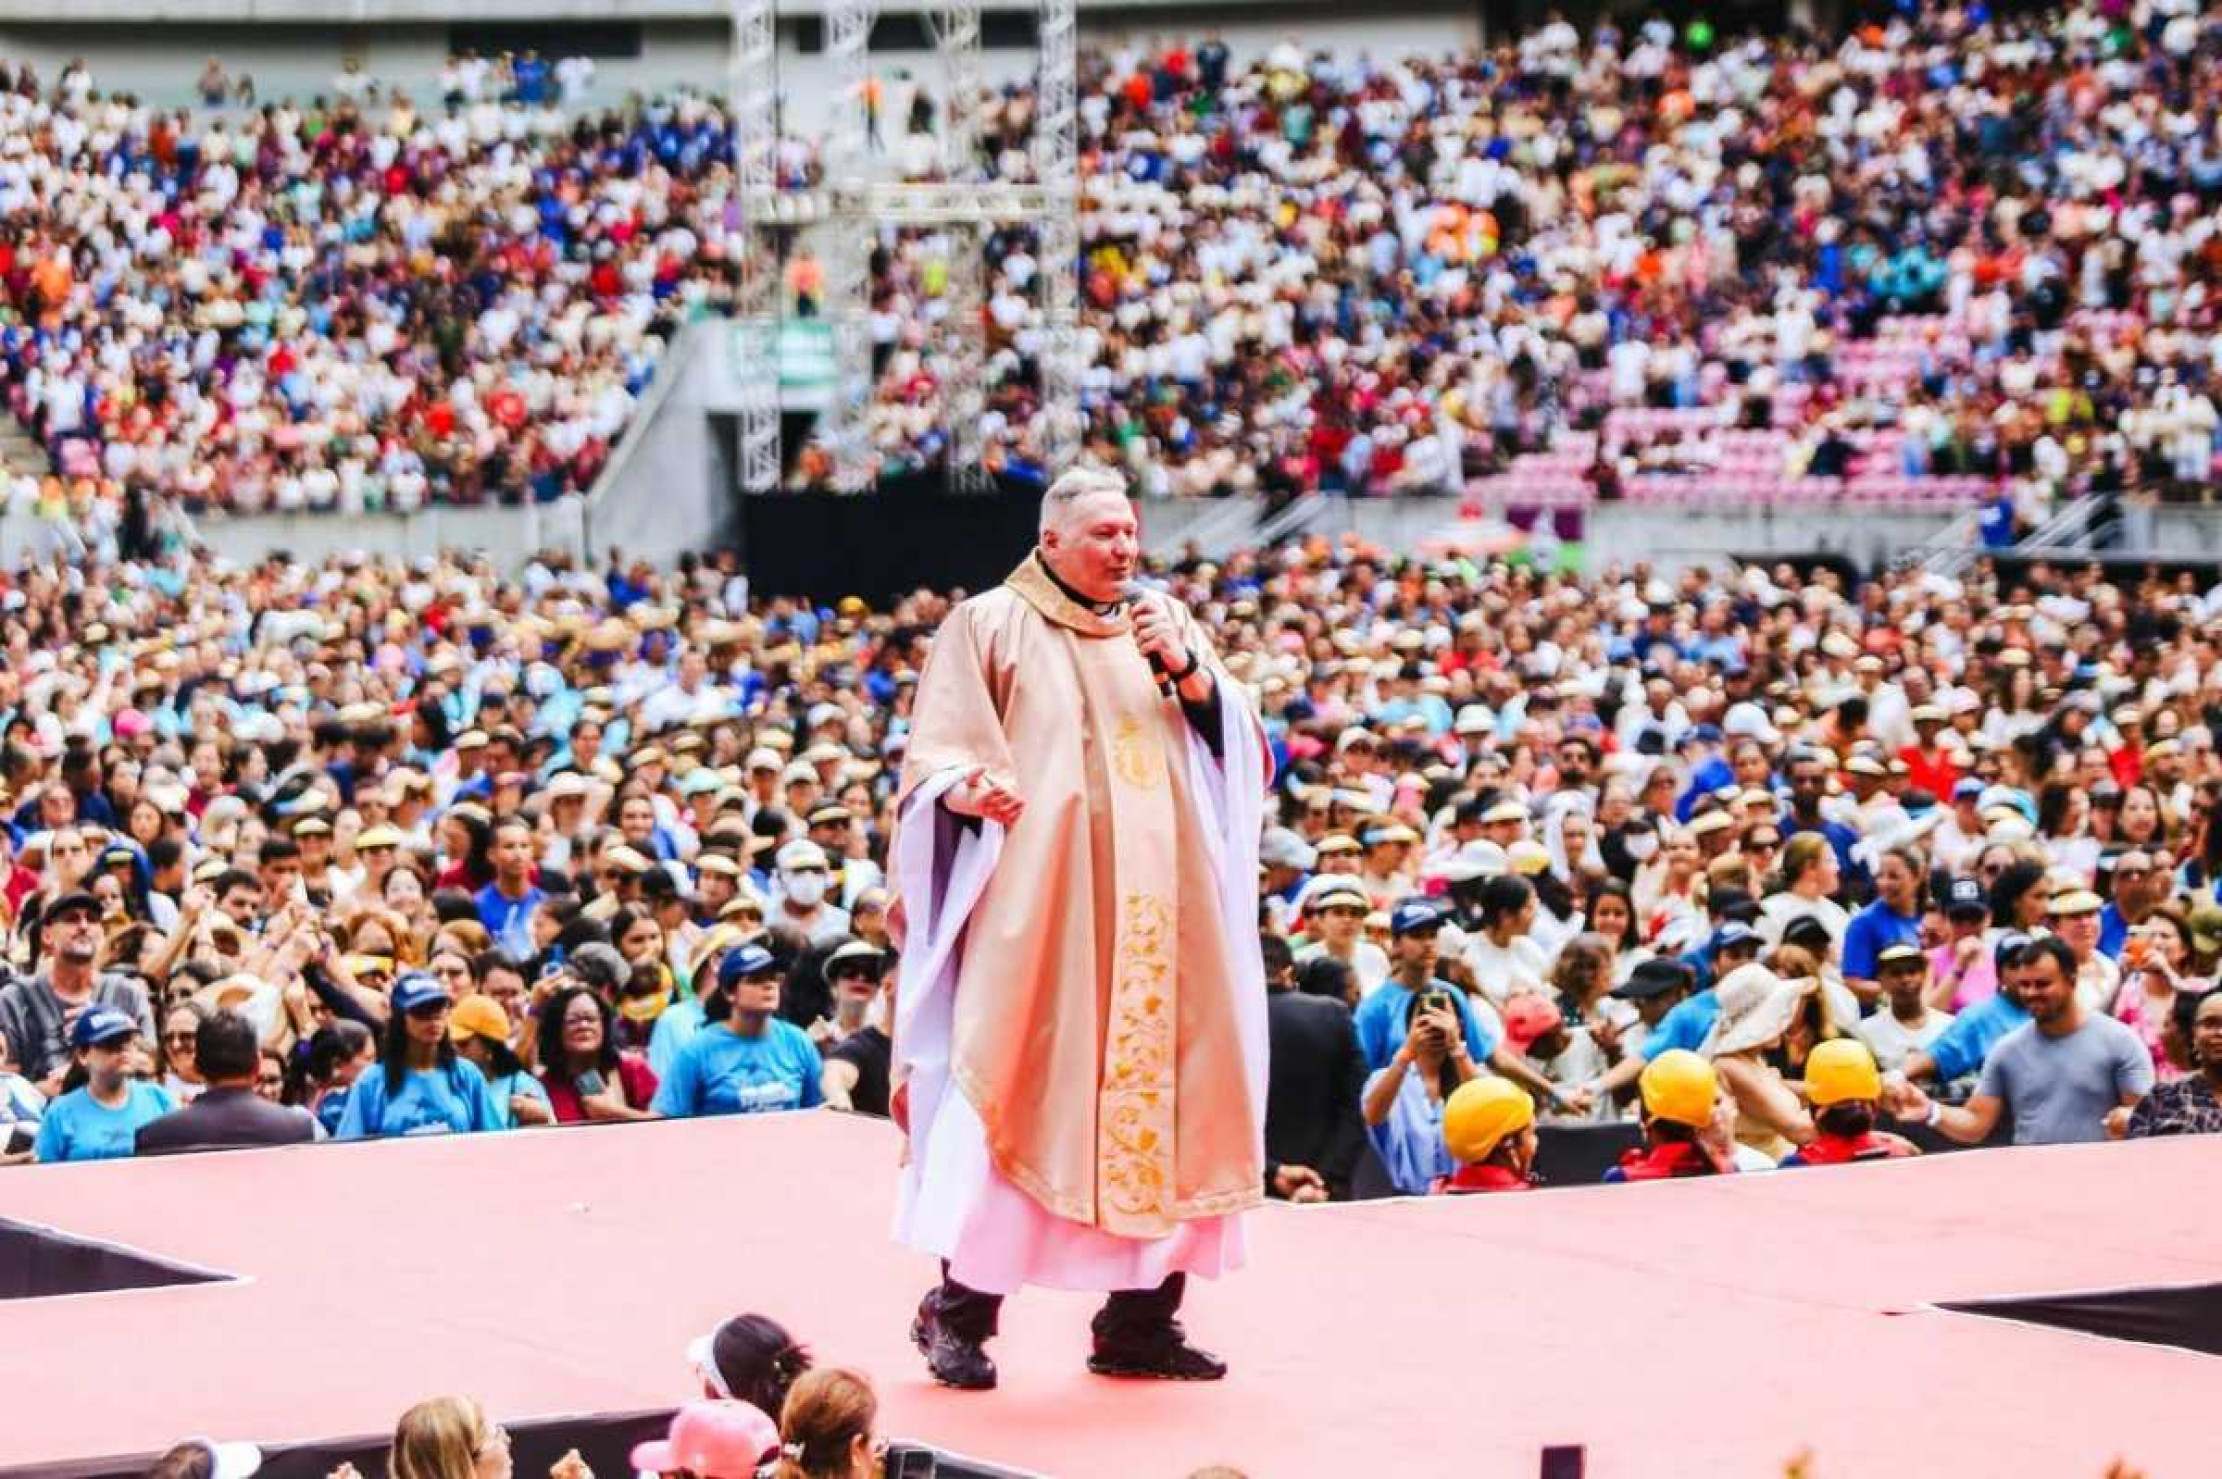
[1699,963,1815,1058]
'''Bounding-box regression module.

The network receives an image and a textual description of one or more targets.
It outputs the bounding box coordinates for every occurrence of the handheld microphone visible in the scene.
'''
[1122,581,1177,697]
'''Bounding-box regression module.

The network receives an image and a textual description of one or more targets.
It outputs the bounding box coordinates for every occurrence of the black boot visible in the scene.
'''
[1086,1273,1227,1381]
[912,1269,1000,1391]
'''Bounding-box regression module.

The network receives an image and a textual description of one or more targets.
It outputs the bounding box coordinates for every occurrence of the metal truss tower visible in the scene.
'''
[728,0,783,492]
[928,0,991,492]
[726,0,1080,493]
[1032,0,1082,473]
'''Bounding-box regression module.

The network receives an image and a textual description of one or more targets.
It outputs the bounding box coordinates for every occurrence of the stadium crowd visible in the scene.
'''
[0,59,736,524]
[1,529,2218,1178]
[9,0,2222,509]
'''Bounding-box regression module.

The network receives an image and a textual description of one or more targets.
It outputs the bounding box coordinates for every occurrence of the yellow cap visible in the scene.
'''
[1638,1049,1719,1128]
[1441,1077,1535,1164]
[1804,1038,1882,1107]
[447,993,511,1044]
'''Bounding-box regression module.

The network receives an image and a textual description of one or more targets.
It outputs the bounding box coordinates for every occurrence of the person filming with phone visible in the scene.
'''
[1354,901,1579,1111]
[1362,980,1483,1194]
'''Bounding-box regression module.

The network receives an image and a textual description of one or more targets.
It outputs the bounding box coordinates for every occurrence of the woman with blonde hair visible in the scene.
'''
[1765,942,1850,1081]
[388,1395,510,1479]
[340,905,426,970]
[433,919,493,961]
[774,1367,880,1479]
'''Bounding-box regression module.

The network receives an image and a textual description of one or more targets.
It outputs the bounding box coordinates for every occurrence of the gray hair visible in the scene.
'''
[1039,466,1130,536]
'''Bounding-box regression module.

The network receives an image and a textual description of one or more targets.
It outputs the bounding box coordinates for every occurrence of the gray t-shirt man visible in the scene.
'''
[1976,1013,2153,1145]
[0,972,154,1084]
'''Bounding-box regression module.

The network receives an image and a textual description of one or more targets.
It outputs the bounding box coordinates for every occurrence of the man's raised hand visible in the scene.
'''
[947,764,1025,828]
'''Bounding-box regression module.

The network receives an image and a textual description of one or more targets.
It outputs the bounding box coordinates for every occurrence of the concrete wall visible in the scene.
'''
[0,5,1476,123]
[1085,6,1479,64]
[1137,497,2222,572]
[0,498,586,572]
[578,319,735,567]
[0,20,734,113]
[12,489,2219,578]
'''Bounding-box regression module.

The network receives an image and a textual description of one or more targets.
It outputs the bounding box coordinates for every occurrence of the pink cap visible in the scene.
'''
[114,709,151,740]
[1502,994,1564,1053]
[630,1401,780,1479]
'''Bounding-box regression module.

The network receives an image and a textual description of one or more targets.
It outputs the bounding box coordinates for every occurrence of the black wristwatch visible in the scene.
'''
[1167,648,1201,683]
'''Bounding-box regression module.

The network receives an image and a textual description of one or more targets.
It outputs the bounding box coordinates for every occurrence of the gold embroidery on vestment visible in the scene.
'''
[1111,715,1165,790]
[1100,891,1177,1225]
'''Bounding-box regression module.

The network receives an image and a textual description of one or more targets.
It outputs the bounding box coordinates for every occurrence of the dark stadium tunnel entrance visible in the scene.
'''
[1936,1281,2222,1360]
[0,1217,234,1301]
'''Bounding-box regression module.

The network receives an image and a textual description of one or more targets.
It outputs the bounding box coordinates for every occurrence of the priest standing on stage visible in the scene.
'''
[888,467,1272,1391]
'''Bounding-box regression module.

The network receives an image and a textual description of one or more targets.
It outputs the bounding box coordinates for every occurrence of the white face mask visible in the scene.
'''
[783,870,828,907]
[1623,831,1660,862]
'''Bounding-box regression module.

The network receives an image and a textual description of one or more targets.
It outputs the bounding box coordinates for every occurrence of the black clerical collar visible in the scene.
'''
[1035,549,1123,617]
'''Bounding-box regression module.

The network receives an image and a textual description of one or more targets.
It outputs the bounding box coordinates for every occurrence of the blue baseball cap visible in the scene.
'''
[717,942,780,989]
[1711,921,1760,954]
[1952,778,1984,801]
[1944,877,1988,918]
[70,1006,140,1050]
[1389,900,1444,937]
[390,972,451,1014]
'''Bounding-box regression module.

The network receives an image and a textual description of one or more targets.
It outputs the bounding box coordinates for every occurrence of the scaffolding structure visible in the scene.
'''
[727,0,783,493]
[726,0,1081,493]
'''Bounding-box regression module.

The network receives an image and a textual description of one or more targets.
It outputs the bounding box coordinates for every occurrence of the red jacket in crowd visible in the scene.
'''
[1429,1164,1535,1195]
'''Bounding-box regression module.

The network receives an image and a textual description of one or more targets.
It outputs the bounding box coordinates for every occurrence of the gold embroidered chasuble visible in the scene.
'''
[892,553,1263,1237]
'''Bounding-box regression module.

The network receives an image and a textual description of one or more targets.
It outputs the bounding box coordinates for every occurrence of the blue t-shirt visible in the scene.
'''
[1675,755,1736,821]
[485,1069,554,1129]
[1354,978,1500,1073]
[1783,814,1868,889]
[1842,899,1922,981]
[475,883,548,960]
[1640,989,1721,1060]
[336,1059,504,1138]
[2098,903,2129,960]
[647,997,707,1080]
[1925,993,2032,1084]
[34,1082,176,1163]
[1363,1065,1458,1195]
[651,1020,825,1118]
[0,1071,44,1127]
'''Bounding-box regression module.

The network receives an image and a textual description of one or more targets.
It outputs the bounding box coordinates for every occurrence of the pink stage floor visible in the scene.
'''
[2,1112,2217,1477]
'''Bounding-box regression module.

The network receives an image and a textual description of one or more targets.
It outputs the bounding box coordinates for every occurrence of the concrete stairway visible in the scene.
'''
[0,410,50,482]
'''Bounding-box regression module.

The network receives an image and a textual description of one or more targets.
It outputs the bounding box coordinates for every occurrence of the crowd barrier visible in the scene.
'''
[5,1411,1035,1479]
